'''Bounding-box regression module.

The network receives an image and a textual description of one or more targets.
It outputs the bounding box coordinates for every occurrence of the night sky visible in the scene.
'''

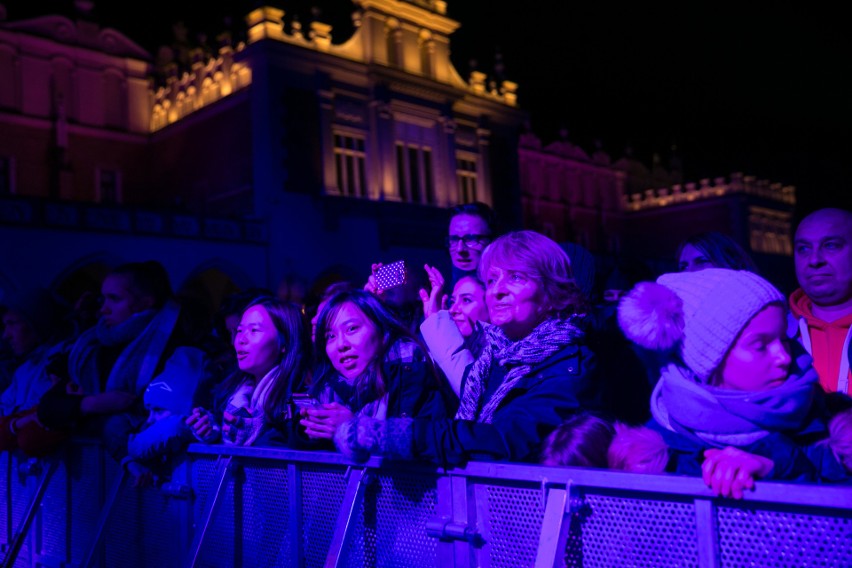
[4,1,850,214]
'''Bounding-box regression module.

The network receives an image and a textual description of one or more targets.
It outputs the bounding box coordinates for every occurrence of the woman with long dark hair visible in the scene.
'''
[300,289,446,442]
[187,296,309,446]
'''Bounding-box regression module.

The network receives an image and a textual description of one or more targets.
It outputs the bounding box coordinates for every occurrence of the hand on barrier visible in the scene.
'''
[300,402,354,439]
[702,446,774,499]
[333,416,414,462]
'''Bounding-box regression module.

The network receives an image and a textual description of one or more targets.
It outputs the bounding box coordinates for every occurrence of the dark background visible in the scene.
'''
[5,1,850,216]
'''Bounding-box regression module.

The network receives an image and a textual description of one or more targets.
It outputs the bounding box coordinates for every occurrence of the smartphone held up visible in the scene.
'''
[374,260,407,292]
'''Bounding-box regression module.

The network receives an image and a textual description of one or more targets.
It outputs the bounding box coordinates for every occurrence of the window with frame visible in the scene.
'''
[333,133,367,198]
[456,155,478,203]
[395,143,434,204]
[97,168,121,204]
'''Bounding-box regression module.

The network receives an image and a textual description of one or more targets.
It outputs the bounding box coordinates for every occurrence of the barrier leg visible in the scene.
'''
[534,484,573,568]
[1,457,59,568]
[80,466,127,568]
[186,455,235,568]
[325,466,368,568]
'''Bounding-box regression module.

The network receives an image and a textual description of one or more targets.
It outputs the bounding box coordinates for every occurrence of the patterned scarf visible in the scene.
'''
[650,353,818,447]
[456,317,585,423]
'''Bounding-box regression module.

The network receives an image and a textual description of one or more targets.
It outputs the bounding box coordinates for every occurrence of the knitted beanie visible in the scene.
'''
[143,348,205,416]
[617,268,784,381]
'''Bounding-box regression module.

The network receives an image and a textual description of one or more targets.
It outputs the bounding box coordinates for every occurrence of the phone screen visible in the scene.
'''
[375,260,406,292]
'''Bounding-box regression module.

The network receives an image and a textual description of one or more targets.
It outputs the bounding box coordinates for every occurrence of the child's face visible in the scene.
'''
[145,406,173,427]
[717,305,791,391]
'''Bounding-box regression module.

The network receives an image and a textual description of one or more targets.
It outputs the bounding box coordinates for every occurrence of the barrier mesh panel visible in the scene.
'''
[37,457,68,563]
[192,456,237,568]
[565,493,699,568]
[103,477,182,568]
[239,463,292,567]
[718,505,852,568]
[371,471,438,568]
[484,483,545,568]
[9,453,35,567]
[70,445,112,563]
[301,465,346,568]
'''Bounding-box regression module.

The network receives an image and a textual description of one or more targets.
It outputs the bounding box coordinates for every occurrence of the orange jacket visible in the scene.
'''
[789,288,852,393]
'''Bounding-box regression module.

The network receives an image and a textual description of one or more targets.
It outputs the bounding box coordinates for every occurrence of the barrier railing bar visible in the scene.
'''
[325,466,367,568]
[695,498,720,568]
[81,466,126,568]
[453,462,852,509]
[1,457,59,568]
[187,448,852,510]
[187,455,235,568]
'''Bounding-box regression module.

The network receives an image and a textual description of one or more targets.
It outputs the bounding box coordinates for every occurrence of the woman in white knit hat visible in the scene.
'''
[615,268,851,498]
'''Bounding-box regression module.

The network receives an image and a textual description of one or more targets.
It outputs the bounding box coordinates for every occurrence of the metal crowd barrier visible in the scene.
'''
[2,440,851,567]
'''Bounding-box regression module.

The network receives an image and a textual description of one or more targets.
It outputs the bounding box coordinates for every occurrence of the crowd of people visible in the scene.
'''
[2,203,852,500]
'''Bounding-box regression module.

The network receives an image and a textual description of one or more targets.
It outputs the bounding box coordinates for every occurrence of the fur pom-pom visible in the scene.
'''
[617,282,684,350]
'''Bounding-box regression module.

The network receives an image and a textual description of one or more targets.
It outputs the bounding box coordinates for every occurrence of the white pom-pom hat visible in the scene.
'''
[617,268,785,382]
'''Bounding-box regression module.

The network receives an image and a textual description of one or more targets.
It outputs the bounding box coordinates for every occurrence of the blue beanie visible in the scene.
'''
[143,348,205,416]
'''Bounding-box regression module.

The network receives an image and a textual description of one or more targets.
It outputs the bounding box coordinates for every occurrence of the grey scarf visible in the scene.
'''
[456,317,584,423]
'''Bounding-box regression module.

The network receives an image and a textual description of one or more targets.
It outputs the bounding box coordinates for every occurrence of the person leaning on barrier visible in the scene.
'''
[40,261,216,486]
[298,289,449,449]
[334,231,602,467]
[186,296,310,448]
[615,268,852,499]
[0,289,69,456]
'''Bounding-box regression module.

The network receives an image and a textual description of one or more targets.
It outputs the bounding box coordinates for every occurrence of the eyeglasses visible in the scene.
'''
[445,234,492,250]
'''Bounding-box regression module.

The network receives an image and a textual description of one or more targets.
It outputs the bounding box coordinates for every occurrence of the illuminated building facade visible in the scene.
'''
[0,0,797,309]
[519,128,797,291]
[0,0,524,309]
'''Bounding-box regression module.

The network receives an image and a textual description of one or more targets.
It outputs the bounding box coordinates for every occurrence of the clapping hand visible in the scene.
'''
[418,264,448,318]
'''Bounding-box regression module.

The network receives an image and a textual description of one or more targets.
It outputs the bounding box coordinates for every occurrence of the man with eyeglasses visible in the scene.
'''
[445,202,498,284]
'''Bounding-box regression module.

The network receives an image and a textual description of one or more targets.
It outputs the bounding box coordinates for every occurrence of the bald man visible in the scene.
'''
[790,207,852,393]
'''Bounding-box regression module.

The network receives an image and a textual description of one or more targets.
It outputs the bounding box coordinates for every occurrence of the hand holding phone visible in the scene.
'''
[292,393,321,410]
